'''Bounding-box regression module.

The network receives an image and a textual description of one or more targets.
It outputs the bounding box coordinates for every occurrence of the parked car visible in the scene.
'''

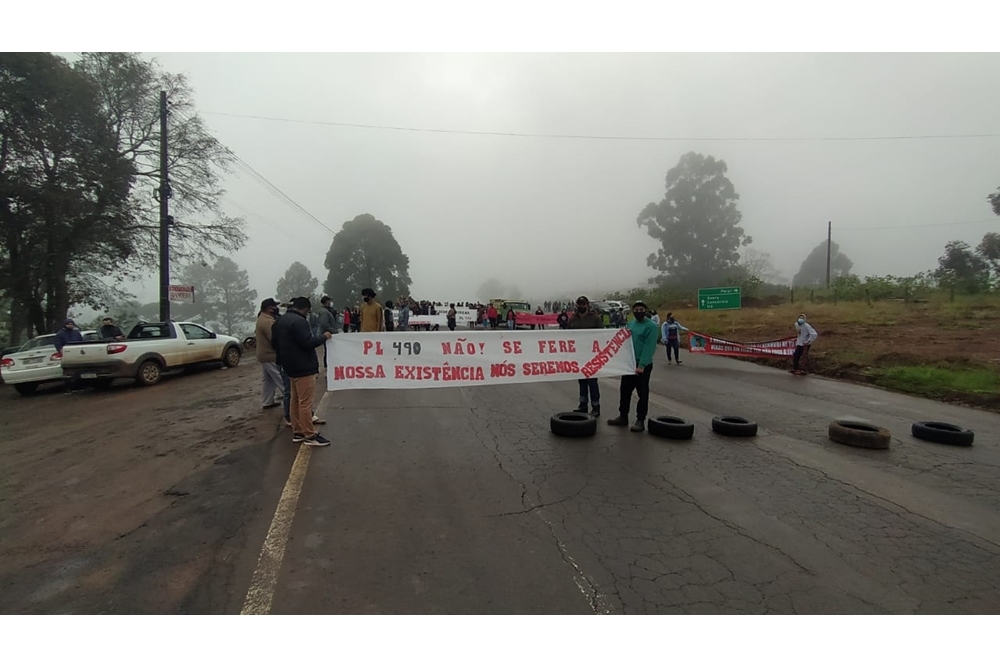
[60,321,242,388]
[1,330,100,395]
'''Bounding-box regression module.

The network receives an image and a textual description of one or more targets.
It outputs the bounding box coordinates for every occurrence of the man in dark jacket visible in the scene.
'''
[99,317,125,341]
[272,297,333,447]
[567,296,603,416]
[55,318,84,395]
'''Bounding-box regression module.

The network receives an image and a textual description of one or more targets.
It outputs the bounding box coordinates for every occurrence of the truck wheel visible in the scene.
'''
[13,382,38,396]
[223,346,242,368]
[136,360,162,386]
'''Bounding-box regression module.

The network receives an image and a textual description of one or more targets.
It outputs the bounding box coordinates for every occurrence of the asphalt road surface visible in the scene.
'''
[2,351,999,614]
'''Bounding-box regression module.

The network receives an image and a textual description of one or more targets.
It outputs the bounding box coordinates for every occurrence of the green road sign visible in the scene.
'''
[697,286,742,311]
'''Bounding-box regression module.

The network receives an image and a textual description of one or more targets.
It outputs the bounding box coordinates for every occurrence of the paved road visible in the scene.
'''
[258,353,1000,614]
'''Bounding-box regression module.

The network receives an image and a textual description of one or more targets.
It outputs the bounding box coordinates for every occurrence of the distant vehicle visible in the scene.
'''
[1,330,100,395]
[488,298,532,315]
[60,321,242,388]
[605,300,627,311]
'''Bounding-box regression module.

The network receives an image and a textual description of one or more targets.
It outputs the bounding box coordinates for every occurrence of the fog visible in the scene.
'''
[131,53,1000,303]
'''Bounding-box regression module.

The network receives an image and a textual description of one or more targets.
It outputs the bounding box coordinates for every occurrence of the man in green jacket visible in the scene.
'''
[608,300,659,432]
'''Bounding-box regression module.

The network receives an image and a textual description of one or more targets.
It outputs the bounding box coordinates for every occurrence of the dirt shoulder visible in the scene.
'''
[0,357,309,613]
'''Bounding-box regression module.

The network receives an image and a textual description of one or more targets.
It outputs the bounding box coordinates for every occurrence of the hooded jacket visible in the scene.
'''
[567,307,602,330]
[795,320,818,346]
[272,310,327,377]
[317,305,338,335]
[661,318,689,342]
[55,323,83,352]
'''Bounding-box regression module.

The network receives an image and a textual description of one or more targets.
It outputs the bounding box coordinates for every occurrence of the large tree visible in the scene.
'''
[637,152,750,287]
[323,213,412,306]
[276,261,318,302]
[934,240,990,294]
[793,240,853,288]
[0,53,135,338]
[179,257,257,335]
[976,232,1000,285]
[989,187,1000,217]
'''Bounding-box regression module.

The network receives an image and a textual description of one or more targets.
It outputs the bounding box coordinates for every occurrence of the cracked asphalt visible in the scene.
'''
[269,354,1000,614]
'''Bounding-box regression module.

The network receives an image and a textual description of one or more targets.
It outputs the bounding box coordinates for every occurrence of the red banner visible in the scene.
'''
[687,331,798,358]
[510,312,560,326]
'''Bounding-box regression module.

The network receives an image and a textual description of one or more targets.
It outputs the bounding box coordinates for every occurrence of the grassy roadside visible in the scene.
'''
[660,294,1000,411]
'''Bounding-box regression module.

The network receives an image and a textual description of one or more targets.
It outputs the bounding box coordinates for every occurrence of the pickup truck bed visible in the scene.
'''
[61,321,243,387]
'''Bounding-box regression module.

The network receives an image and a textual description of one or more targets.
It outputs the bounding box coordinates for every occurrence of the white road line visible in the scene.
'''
[240,392,329,615]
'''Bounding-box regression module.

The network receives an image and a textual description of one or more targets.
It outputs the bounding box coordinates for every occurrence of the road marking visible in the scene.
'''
[240,393,328,615]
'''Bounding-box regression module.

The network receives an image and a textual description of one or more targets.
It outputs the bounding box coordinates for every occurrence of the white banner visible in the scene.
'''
[169,285,195,303]
[405,307,478,327]
[325,328,635,391]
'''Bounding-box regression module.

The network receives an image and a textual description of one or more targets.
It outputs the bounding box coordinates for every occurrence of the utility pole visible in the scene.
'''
[825,220,832,289]
[158,91,171,323]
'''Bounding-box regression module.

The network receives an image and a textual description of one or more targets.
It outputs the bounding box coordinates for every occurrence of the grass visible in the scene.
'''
[655,293,1000,410]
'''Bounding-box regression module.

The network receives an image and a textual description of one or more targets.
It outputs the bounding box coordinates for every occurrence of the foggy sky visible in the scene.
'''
[128,53,1000,305]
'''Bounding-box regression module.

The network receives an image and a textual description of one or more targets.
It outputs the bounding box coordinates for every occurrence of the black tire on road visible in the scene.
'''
[648,416,695,440]
[911,421,974,447]
[550,412,597,437]
[828,420,891,450]
[711,415,758,437]
[136,360,162,387]
[223,346,242,368]
[13,382,38,396]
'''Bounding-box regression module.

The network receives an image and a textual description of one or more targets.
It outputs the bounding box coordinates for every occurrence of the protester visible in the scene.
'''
[506,307,516,330]
[54,318,83,395]
[317,296,339,369]
[271,297,333,447]
[607,301,659,432]
[447,303,457,331]
[557,308,569,329]
[792,313,818,375]
[99,317,125,341]
[487,304,498,329]
[568,296,603,417]
[360,288,385,332]
[397,298,410,332]
[275,303,324,430]
[255,298,284,409]
[660,312,689,365]
[384,300,396,332]
[342,306,351,333]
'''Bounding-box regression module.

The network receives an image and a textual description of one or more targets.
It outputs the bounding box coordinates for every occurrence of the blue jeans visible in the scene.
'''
[280,367,291,420]
[665,338,680,361]
[578,378,600,407]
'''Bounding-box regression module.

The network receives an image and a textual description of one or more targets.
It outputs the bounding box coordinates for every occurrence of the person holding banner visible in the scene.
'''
[568,296,603,417]
[608,301,660,432]
[660,312,689,365]
[792,314,818,375]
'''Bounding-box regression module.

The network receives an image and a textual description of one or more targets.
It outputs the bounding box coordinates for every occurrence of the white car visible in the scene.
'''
[1,330,100,396]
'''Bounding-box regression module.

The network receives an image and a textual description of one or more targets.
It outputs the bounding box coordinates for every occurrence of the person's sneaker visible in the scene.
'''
[607,415,628,426]
[292,432,306,443]
[573,404,588,413]
[303,434,331,447]
[590,406,601,417]
[630,419,645,432]
[311,415,326,425]
[676,360,682,365]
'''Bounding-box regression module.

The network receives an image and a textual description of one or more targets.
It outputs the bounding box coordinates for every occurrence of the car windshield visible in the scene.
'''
[504,301,531,311]
[19,335,56,351]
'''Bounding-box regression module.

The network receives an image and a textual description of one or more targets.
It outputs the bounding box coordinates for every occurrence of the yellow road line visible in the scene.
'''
[240,393,328,615]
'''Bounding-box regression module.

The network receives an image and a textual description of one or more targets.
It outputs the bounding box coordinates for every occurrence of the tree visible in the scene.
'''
[637,152,751,287]
[934,240,990,294]
[276,261,319,302]
[323,214,412,307]
[976,232,1000,285]
[793,240,853,288]
[0,53,135,337]
[989,187,1000,217]
[179,257,257,334]
[740,248,785,285]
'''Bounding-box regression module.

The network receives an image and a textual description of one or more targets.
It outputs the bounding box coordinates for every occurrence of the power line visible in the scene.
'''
[838,218,998,231]
[204,110,1000,143]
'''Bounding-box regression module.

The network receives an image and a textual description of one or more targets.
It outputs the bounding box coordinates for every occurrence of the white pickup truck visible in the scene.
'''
[60,321,243,388]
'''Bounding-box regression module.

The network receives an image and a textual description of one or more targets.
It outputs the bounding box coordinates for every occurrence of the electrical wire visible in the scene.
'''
[838,218,998,231]
[203,110,1000,143]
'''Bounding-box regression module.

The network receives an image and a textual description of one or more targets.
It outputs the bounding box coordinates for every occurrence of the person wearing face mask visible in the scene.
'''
[556,308,569,329]
[660,312,689,365]
[608,301,660,432]
[359,287,385,333]
[792,313,818,375]
[568,296,603,416]
[255,298,284,409]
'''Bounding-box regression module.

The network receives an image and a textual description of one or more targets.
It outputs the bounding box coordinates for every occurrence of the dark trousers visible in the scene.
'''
[618,365,653,421]
[448,319,456,331]
[665,338,680,361]
[280,366,291,420]
[793,344,810,370]
[578,378,600,407]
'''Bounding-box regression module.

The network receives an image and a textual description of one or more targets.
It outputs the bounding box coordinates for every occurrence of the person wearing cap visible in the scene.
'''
[55,318,84,395]
[255,298,284,409]
[359,287,385,333]
[100,317,126,341]
[317,296,339,369]
[271,297,333,447]
[608,301,660,432]
[792,313,818,375]
[568,296,603,417]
